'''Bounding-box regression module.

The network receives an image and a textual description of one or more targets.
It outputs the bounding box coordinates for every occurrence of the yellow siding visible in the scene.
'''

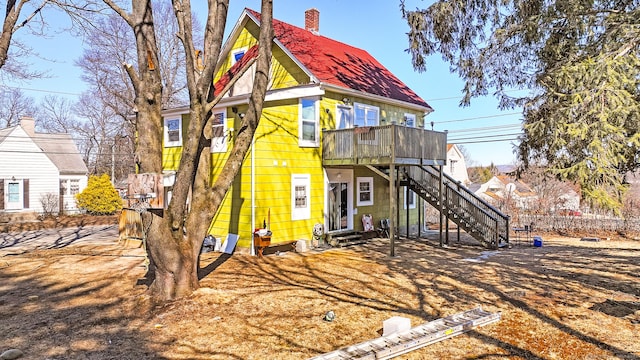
[214,25,309,94]
[167,21,427,250]
[208,100,325,248]
[162,114,189,171]
[206,95,425,248]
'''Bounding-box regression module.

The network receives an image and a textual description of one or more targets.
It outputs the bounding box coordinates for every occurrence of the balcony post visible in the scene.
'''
[439,164,444,247]
[389,163,396,257]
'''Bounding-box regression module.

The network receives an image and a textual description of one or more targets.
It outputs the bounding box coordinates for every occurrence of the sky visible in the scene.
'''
[6,0,525,166]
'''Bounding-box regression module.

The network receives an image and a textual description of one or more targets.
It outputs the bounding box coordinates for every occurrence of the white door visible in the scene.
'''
[328,182,348,231]
[5,180,23,210]
[336,105,353,129]
[326,169,353,232]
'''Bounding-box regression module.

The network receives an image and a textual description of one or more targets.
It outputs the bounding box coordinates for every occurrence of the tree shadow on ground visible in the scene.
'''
[0,245,165,359]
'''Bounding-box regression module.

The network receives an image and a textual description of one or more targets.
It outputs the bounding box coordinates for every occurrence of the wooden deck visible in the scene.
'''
[322,125,447,166]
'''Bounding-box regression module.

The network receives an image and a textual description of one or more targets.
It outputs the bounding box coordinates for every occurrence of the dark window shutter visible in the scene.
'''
[23,179,29,208]
[0,180,4,210]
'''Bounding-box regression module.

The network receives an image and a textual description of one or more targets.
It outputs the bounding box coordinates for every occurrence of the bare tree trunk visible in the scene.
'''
[186,0,273,260]
[145,0,272,301]
[102,0,182,299]
[103,0,272,301]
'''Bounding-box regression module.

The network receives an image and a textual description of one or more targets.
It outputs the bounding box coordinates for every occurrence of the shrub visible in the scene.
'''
[75,174,123,215]
[39,192,60,218]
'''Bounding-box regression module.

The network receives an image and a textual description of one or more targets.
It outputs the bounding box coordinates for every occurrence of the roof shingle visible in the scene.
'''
[246,9,432,110]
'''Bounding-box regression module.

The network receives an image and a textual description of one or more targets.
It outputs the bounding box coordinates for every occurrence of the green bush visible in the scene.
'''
[75,174,123,215]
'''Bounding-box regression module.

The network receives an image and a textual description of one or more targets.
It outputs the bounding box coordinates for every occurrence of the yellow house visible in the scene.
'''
[161,8,510,253]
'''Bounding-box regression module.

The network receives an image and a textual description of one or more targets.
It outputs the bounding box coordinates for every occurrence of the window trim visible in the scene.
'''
[404,113,416,127]
[164,117,183,147]
[291,174,311,220]
[353,103,379,127]
[298,97,320,147]
[356,177,374,206]
[403,186,416,209]
[336,104,353,129]
[210,110,228,153]
[353,103,379,145]
[231,47,248,65]
[59,179,81,196]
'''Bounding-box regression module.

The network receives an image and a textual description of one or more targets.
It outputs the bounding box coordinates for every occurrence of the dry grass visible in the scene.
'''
[0,214,118,233]
[1,230,639,359]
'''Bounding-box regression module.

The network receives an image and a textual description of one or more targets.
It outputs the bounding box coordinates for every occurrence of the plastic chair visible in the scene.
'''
[378,219,390,238]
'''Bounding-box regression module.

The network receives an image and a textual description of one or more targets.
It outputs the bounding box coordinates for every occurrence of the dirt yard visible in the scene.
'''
[1,222,639,359]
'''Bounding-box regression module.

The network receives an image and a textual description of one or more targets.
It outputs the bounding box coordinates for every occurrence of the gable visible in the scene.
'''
[215,23,312,97]
[447,144,464,161]
[0,126,44,154]
[219,9,432,112]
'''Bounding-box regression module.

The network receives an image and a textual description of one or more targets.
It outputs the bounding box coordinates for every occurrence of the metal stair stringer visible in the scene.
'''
[404,166,509,249]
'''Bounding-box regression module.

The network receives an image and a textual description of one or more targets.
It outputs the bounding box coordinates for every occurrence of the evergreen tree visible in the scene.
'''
[401,0,640,212]
[75,174,123,215]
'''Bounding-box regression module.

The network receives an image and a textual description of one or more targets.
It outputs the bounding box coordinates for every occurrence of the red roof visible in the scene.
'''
[245,9,432,110]
[213,44,259,98]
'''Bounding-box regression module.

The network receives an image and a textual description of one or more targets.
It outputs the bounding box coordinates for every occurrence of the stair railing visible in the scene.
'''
[405,166,509,248]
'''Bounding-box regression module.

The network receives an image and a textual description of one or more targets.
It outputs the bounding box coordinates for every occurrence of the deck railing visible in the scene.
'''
[322,125,447,166]
[406,165,510,248]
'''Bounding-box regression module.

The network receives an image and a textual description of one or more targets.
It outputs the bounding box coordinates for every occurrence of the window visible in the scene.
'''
[356,177,374,206]
[232,47,247,65]
[299,98,319,147]
[8,182,19,203]
[354,103,379,127]
[354,103,379,144]
[404,113,416,127]
[69,179,80,195]
[291,174,311,220]
[211,111,227,153]
[450,159,458,174]
[404,187,416,209]
[164,117,182,147]
[60,179,80,195]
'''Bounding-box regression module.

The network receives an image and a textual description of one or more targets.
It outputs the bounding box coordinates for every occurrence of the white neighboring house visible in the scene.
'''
[444,144,470,185]
[474,175,537,211]
[0,117,88,214]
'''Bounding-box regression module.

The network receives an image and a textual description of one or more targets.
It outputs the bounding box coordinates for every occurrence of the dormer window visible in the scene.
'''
[232,47,247,65]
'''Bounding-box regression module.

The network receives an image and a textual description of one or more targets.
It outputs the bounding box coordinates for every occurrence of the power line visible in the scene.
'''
[449,132,522,142]
[1,85,81,97]
[447,124,522,134]
[432,112,521,124]
[424,89,529,102]
[452,137,520,145]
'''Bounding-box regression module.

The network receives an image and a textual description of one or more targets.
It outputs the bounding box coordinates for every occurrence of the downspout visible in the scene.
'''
[250,136,256,256]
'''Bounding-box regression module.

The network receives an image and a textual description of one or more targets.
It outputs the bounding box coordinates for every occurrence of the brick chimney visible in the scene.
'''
[305,8,319,34]
[20,116,35,137]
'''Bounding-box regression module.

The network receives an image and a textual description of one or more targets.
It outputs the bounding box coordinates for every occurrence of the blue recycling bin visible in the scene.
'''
[533,236,543,247]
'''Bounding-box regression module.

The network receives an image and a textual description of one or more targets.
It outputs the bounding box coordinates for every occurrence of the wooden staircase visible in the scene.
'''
[403,166,509,249]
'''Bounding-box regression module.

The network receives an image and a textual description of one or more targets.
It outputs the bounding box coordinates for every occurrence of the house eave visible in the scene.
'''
[319,83,434,115]
[160,85,326,116]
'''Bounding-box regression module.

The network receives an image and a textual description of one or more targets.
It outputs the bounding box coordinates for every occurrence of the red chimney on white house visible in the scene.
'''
[305,8,319,34]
